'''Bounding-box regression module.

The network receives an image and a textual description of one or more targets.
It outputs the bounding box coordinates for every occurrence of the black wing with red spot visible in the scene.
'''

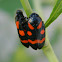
[15,10,29,48]
[27,13,45,50]
[15,10,45,50]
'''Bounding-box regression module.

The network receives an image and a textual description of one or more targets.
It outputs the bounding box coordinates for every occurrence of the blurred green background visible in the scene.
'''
[0,0,62,62]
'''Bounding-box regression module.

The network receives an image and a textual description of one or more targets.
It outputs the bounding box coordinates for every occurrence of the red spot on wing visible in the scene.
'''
[40,38,45,43]
[16,21,19,29]
[20,39,28,43]
[19,30,25,36]
[40,29,45,34]
[27,31,32,36]
[28,38,45,44]
[28,23,34,30]
[37,21,42,29]
[28,39,38,44]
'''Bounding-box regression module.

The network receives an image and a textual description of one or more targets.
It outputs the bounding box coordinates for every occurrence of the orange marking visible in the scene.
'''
[27,31,32,36]
[19,30,25,36]
[16,21,19,29]
[20,39,28,43]
[37,21,42,29]
[28,39,38,44]
[28,23,34,30]
[28,38,45,44]
[40,38,45,43]
[40,29,45,34]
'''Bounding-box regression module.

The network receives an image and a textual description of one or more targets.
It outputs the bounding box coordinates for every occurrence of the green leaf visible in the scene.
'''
[45,0,62,28]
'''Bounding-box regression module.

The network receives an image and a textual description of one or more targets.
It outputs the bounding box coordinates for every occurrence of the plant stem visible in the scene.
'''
[33,0,44,20]
[20,0,59,62]
[20,0,33,17]
[42,34,59,62]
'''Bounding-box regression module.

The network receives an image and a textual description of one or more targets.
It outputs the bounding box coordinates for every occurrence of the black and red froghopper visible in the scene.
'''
[15,10,45,50]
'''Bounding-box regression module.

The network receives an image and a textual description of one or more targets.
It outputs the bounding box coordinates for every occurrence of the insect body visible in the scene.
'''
[15,10,45,50]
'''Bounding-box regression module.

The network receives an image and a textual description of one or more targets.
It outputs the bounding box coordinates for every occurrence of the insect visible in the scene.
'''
[15,10,45,50]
